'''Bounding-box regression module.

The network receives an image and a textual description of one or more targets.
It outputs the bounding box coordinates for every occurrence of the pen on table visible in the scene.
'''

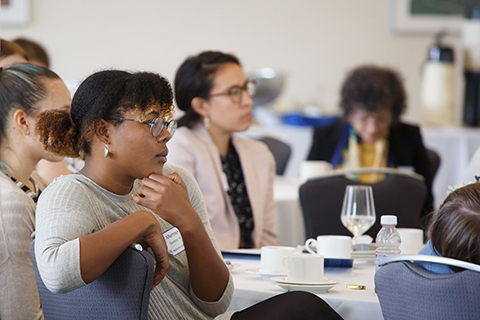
[346,284,366,290]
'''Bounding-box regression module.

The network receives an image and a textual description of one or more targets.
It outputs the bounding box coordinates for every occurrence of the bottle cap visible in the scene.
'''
[380,215,397,225]
[427,31,454,63]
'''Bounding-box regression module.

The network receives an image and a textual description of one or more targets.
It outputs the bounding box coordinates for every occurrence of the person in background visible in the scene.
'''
[34,69,342,320]
[0,64,71,320]
[13,38,49,68]
[167,51,279,250]
[417,182,480,274]
[307,65,433,218]
[9,37,76,182]
[0,38,28,67]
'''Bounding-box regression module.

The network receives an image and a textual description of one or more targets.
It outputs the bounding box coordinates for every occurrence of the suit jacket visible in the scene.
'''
[308,119,434,217]
[167,123,279,250]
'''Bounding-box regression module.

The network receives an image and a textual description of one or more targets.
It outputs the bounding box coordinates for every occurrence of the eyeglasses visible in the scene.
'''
[208,80,256,103]
[106,117,177,138]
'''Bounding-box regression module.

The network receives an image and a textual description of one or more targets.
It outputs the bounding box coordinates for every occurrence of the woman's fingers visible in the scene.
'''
[143,225,170,290]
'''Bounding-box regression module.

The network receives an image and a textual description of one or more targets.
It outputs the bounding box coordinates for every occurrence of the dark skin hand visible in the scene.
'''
[133,173,229,302]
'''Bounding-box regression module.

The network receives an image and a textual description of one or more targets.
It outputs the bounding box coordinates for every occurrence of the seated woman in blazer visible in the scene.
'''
[167,51,279,250]
[308,65,433,217]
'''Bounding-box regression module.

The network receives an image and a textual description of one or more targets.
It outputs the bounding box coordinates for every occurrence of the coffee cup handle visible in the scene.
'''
[305,239,317,254]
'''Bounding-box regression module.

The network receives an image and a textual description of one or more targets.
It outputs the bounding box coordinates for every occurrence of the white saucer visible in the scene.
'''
[274,281,338,294]
[245,268,287,280]
[271,276,339,286]
[351,250,376,260]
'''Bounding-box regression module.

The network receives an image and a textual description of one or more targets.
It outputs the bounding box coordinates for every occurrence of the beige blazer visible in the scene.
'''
[167,123,279,250]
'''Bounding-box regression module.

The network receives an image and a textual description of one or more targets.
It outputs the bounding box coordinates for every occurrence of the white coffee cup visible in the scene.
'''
[305,235,352,259]
[397,228,424,254]
[282,253,324,283]
[300,161,332,182]
[261,246,296,274]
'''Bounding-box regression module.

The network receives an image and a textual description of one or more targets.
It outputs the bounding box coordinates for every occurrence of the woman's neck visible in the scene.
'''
[0,149,36,189]
[80,157,135,195]
[208,127,232,156]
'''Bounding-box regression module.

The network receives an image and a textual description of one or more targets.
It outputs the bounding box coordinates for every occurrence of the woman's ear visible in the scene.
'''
[94,119,110,143]
[12,109,31,135]
[191,97,209,117]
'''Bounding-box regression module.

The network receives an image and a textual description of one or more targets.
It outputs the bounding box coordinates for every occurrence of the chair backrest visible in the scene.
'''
[426,148,441,183]
[299,170,428,239]
[257,136,291,175]
[375,255,480,320]
[30,240,154,320]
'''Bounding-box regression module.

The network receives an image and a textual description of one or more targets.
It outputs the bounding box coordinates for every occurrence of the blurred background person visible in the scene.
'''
[0,38,28,67]
[168,51,279,250]
[0,64,71,320]
[13,38,49,68]
[307,65,434,217]
[7,37,79,182]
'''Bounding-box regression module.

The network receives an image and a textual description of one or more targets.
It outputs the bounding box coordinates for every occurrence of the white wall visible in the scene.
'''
[1,0,463,124]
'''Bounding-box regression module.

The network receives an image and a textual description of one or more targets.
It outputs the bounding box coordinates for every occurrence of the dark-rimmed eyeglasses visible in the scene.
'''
[208,80,256,103]
[105,117,177,138]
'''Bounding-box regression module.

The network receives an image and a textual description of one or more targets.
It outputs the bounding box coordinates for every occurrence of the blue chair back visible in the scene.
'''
[30,240,154,320]
[375,255,480,320]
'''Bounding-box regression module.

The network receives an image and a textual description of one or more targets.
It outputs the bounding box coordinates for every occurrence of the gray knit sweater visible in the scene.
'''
[35,164,235,320]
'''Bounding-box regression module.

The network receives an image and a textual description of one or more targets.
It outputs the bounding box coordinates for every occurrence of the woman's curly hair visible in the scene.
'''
[36,70,174,158]
[340,65,407,123]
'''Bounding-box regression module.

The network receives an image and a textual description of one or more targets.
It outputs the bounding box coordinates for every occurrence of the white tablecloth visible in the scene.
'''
[224,254,383,320]
[273,176,305,246]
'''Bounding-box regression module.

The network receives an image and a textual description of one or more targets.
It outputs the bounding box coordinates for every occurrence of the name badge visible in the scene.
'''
[163,227,185,256]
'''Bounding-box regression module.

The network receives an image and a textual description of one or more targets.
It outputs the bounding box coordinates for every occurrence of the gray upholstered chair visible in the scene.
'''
[299,168,428,239]
[375,254,480,320]
[257,136,291,175]
[30,240,154,320]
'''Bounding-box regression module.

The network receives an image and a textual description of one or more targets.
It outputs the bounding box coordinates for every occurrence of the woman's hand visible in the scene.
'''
[135,211,170,289]
[132,173,200,231]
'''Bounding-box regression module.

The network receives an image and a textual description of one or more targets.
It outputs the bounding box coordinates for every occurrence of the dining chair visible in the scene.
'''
[30,240,154,320]
[298,168,428,239]
[375,254,480,320]
[426,148,441,184]
[257,136,292,175]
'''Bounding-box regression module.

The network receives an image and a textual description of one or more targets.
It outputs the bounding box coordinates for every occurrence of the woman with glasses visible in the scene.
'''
[307,65,433,218]
[168,51,279,250]
[33,69,343,320]
[34,70,235,318]
[0,64,71,320]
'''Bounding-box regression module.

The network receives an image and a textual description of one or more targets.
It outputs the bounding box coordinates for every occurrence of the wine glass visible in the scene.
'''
[340,185,376,247]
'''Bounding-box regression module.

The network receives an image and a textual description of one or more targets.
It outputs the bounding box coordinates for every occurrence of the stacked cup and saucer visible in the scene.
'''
[245,246,296,280]
[271,252,339,294]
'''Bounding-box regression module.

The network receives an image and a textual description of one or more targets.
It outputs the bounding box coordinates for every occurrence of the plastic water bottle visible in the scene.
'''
[375,215,401,271]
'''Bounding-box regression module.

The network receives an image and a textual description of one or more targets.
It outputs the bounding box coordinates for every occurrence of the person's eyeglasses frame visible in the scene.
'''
[105,117,177,138]
[208,80,256,103]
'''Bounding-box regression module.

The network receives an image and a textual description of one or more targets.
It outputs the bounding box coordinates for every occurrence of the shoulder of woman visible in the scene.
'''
[39,174,91,200]
[0,175,36,209]
[391,121,421,135]
[313,119,346,137]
